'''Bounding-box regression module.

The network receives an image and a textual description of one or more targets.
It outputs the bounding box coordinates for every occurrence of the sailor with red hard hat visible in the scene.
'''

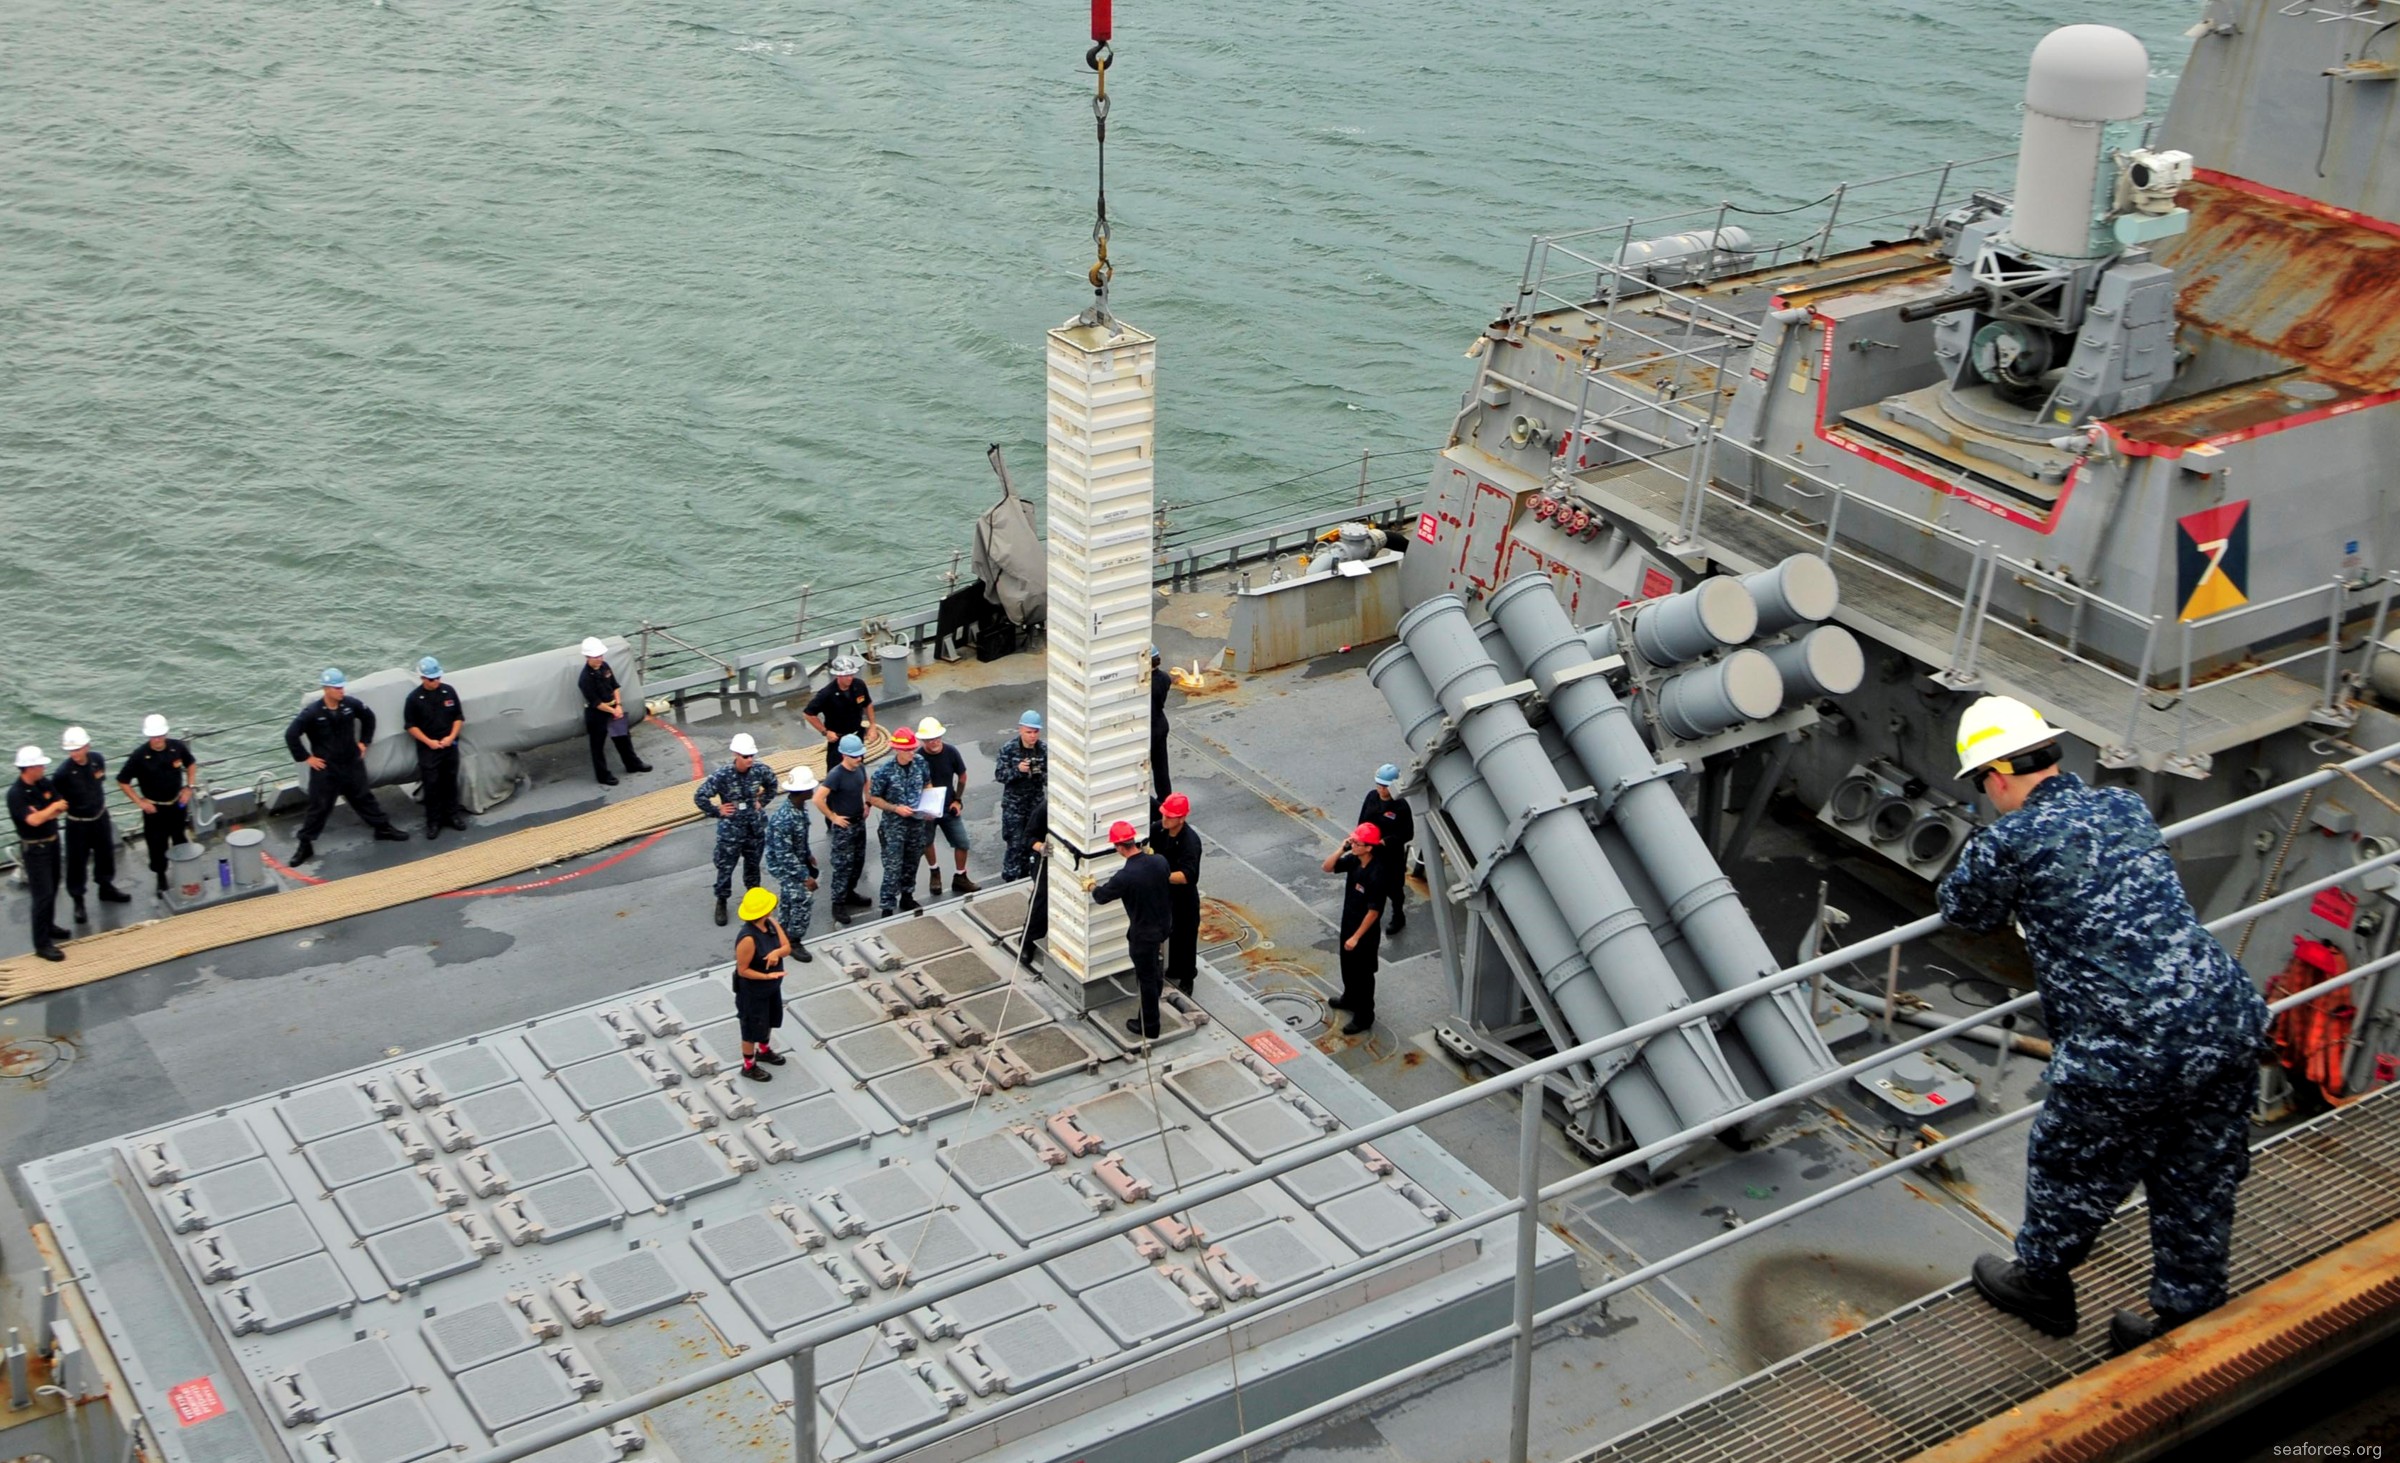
[1153,792,1203,994]
[1089,818,1173,1041]
[1321,821,1386,1035]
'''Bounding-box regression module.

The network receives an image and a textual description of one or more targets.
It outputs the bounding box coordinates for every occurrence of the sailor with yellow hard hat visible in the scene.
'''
[1940,695,2269,1354]
[730,886,793,1081]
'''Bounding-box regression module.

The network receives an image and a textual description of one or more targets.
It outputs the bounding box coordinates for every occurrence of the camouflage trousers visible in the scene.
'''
[999,790,1043,880]
[2016,1067,2255,1318]
[776,876,815,942]
[827,822,868,902]
[878,816,930,913]
[711,820,765,900]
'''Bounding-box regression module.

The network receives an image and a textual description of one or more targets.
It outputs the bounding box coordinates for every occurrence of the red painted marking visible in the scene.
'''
[2101,386,2400,461]
[1639,566,1676,600]
[263,721,704,897]
[2375,1053,2398,1085]
[1415,512,1439,544]
[168,1377,225,1426]
[1245,1031,1300,1064]
[1925,1092,1948,1107]
[2311,886,2360,930]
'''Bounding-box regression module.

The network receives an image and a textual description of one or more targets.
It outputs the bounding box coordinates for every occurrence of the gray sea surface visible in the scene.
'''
[2,0,2189,770]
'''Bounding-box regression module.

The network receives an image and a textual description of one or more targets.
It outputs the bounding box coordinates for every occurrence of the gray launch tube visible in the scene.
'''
[1654,648,1784,739]
[1740,554,1840,637]
[1583,575,1757,667]
[1380,606,1751,1131]
[1763,625,1865,702]
[1486,574,1839,1091]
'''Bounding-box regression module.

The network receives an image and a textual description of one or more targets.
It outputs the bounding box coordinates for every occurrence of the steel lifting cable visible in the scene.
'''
[1083,0,1115,323]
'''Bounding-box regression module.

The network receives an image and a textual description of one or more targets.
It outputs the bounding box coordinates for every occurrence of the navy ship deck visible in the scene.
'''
[5,589,2388,1463]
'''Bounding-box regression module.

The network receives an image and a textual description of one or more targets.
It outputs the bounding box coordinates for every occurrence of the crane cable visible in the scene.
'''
[1083,1,1115,324]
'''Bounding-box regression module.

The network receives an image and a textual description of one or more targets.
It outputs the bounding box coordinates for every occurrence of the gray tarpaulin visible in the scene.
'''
[974,443,1047,627]
[298,639,645,814]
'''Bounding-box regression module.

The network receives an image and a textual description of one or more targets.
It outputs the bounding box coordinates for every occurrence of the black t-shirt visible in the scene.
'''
[735,917,786,979]
[8,775,63,840]
[579,663,623,717]
[286,698,376,764]
[806,679,873,737]
[1094,851,1173,942]
[920,744,968,796]
[821,763,867,821]
[404,683,466,742]
[1335,852,1383,942]
[118,740,198,801]
[1358,790,1413,890]
[1153,822,1203,897]
[53,754,111,817]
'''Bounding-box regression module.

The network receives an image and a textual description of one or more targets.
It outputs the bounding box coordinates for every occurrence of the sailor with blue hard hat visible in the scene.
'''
[404,655,469,841]
[996,708,1048,881]
[284,665,407,866]
[1357,762,1414,937]
[815,732,873,923]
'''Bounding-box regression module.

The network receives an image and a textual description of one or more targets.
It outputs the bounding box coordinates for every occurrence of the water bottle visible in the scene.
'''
[218,858,231,889]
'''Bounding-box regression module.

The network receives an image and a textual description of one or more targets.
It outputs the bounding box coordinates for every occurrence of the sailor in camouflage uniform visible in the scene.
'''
[1939,697,2269,1355]
[695,733,780,927]
[868,726,932,916]
[994,709,1047,880]
[763,765,820,951]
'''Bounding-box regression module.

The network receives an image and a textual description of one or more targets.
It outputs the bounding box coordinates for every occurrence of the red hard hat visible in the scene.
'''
[1351,822,1382,846]
[1160,793,1190,817]
[1108,820,1139,845]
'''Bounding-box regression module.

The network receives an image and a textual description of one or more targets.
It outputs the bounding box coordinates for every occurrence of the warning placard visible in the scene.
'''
[1244,1031,1300,1064]
[1639,566,1676,600]
[168,1377,226,1426]
[1415,512,1439,544]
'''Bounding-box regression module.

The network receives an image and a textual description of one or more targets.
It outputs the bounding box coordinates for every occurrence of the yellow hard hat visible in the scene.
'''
[737,887,778,922]
[1954,695,2060,780]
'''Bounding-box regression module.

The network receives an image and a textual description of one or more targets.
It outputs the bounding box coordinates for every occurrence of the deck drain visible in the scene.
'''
[1256,992,1327,1040]
[0,1037,70,1080]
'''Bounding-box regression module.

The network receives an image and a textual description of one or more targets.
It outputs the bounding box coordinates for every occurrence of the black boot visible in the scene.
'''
[448,813,469,830]
[154,874,169,895]
[1124,1019,1159,1041]
[1388,912,1407,935]
[72,898,88,925]
[373,827,410,842]
[98,885,132,904]
[1342,1012,1375,1036]
[2108,1306,2204,1355]
[597,769,620,786]
[753,1046,787,1066]
[713,897,729,927]
[1971,1254,2078,1337]
[425,819,441,842]
[615,736,652,774]
[290,840,315,868]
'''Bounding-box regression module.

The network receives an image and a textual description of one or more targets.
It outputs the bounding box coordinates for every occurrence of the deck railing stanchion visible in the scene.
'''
[1506,1074,1545,1463]
[791,1348,815,1463]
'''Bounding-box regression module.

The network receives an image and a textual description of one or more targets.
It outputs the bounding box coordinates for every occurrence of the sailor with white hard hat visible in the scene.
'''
[54,725,132,923]
[763,765,822,949]
[803,653,876,769]
[116,715,199,896]
[577,636,652,785]
[695,732,779,927]
[9,745,71,961]
[1942,695,2270,1354]
[913,716,978,898]
[284,667,408,867]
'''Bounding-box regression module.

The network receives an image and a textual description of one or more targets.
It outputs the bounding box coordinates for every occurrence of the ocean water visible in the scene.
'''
[1,0,2191,772]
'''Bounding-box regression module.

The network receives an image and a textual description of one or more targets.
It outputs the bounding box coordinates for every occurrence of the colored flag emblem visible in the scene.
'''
[2177,500,2250,622]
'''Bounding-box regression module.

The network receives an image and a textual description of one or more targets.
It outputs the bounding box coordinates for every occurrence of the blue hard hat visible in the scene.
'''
[1375,763,1400,786]
[321,668,346,687]
[418,656,442,678]
[838,734,865,757]
[1019,710,1044,730]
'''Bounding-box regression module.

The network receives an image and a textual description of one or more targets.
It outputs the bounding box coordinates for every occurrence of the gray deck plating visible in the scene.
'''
[23,897,1563,1463]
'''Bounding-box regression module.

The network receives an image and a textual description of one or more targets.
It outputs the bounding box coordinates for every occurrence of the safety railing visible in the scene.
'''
[461,735,2400,1463]
[0,452,1440,877]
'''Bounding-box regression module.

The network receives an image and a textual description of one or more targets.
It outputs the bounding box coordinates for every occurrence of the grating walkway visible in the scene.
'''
[0,733,885,1005]
[1575,1084,2400,1463]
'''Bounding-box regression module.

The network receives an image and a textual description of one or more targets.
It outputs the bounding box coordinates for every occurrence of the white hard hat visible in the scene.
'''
[916,717,945,739]
[581,637,609,659]
[61,726,90,751]
[1955,695,2062,780]
[15,745,49,769]
[781,766,818,793]
[142,714,170,738]
[728,733,759,758]
[831,655,864,677]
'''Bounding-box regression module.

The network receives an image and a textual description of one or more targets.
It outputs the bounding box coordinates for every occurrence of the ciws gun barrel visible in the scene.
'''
[1896,288,1986,324]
